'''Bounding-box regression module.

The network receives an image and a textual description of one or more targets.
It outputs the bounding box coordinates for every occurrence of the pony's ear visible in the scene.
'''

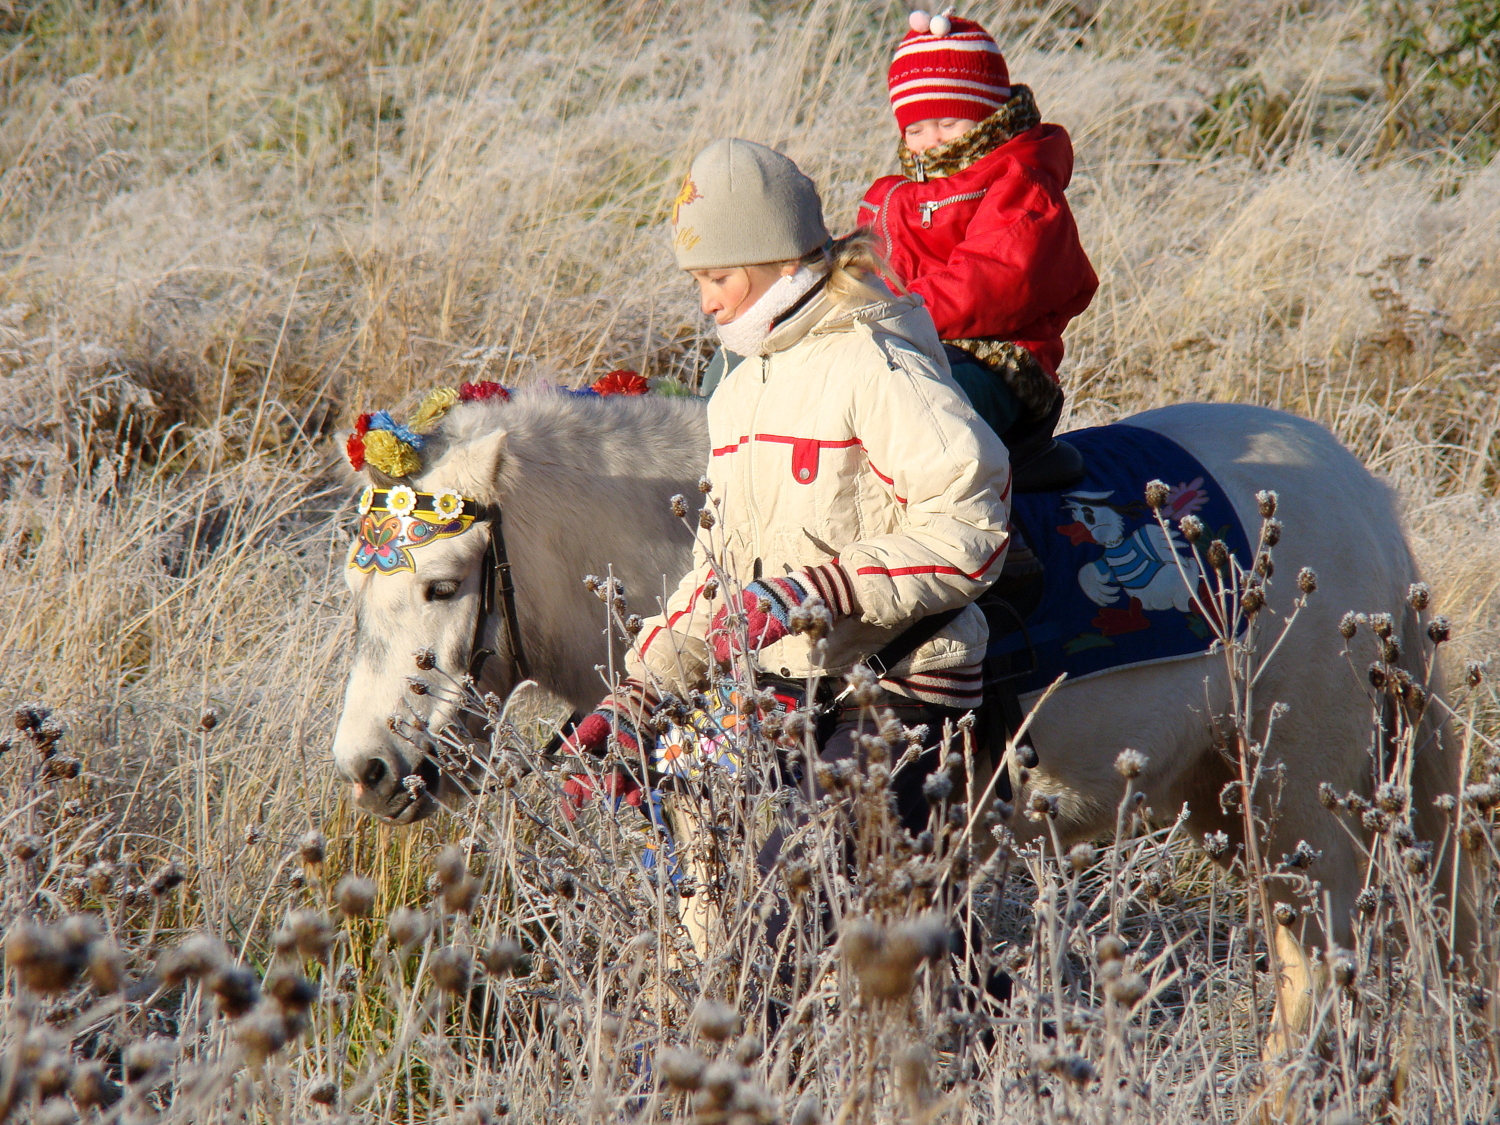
[452,427,509,503]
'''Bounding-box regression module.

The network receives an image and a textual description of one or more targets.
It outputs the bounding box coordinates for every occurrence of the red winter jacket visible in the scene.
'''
[858,124,1097,379]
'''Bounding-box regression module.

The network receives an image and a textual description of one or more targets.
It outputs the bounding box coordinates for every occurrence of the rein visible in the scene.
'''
[467,502,531,687]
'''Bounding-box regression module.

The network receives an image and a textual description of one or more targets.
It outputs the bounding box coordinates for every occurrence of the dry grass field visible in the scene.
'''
[1,0,1498,1122]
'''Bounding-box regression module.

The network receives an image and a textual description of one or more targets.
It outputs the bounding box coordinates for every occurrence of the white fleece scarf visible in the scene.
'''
[716,265,826,357]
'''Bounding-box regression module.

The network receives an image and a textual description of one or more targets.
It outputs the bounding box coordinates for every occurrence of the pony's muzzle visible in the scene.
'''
[340,748,441,822]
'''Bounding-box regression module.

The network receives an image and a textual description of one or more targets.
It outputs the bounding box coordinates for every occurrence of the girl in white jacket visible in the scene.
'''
[566,139,1011,831]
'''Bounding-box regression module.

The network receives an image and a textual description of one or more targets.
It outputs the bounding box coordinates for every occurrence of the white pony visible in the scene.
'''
[331,391,1470,1054]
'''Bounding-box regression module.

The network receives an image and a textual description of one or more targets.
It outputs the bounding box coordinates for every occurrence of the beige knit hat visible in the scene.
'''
[670,139,830,270]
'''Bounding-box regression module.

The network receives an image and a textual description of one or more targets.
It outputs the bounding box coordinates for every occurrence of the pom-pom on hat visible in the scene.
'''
[671,139,830,270]
[888,9,1010,131]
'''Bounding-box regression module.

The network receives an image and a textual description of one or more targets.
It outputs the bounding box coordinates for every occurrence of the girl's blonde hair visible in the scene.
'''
[795,229,895,307]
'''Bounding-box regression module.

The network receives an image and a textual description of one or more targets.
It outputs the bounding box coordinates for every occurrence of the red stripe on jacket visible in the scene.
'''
[855,541,1007,581]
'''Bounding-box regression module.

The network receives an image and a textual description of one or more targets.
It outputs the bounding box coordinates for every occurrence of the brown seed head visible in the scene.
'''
[414,648,436,671]
[43,754,80,780]
[123,1038,173,1086]
[1297,567,1317,594]
[87,941,126,993]
[264,969,318,1011]
[388,907,432,949]
[698,1061,746,1109]
[209,966,261,1017]
[1407,582,1431,611]
[1274,902,1297,926]
[334,875,377,918]
[698,508,715,530]
[1106,973,1148,1007]
[1068,843,1094,873]
[149,863,186,897]
[1179,514,1203,542]
[430,946,473,993]
[235,1008,292,1065]
[669,494,688,518]
[199,708,220,732]
[1114,748,1146,779]
[658,1046,707,1091]
[481,936,522,976]
[1144,480,1169,511]
[1255,490,1277,518]
[1326,954,1356,989]
[1427,616,1451,645]
[298,830,326,865]
[278,910,334,961]
[14,703,48,730]
[841,917,882,971]
[159,933,228,986]
[307,1078,339,1106]
[1096,935,1127,964]
[70,1062,121,1109]
[34,1050,72,1099]
[5,921,86,993]
[692,998,739,1042]
[435,845,468,888]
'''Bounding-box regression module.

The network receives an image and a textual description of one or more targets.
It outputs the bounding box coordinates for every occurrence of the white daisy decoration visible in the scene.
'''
[357,486,376,515]
[432,488,465,520]
[387,485,418,515]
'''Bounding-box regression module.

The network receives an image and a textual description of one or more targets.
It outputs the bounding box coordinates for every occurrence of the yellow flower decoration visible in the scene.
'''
[357,486,376,515]
[408,386,459,435]
[432,489,464,520]
[363,429,423,478]
[386,485,418,515]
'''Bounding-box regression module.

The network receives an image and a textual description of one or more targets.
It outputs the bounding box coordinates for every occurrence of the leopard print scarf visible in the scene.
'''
[897,86,1041,182]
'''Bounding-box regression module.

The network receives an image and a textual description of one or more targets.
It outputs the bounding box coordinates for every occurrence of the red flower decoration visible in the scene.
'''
[346,432,367,471]
[592,369,648,396]
[355,412,373,436]
[458,380,510,403]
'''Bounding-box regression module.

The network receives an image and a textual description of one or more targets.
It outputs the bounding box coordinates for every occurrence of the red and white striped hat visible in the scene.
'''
[887,9,1010,131]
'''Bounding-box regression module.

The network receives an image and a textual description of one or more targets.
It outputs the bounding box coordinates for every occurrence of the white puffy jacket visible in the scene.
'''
[629,278,1012,691]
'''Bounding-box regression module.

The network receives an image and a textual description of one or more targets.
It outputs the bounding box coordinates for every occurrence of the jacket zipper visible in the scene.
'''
[918,190,986,228]
[877,179,906,254]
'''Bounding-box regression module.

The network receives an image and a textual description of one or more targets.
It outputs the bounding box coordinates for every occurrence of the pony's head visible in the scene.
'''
[332,384,517,823]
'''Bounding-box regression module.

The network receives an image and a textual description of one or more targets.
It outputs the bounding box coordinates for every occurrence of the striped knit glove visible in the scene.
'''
[710,563,859,666]
[561,679,660,758]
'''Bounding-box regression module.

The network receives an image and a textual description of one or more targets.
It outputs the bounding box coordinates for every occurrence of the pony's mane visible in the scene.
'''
[434,388,705,489]
[354,387,707,493]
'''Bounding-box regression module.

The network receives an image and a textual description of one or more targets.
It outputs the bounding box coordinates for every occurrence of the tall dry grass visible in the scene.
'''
[1,0,1497,1121]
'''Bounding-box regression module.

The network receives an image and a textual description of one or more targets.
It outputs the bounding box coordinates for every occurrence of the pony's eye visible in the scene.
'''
[425,580,461,602]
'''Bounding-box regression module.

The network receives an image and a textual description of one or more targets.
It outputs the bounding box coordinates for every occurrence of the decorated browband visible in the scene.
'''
[350,486,480,574]
[346,370,648,574]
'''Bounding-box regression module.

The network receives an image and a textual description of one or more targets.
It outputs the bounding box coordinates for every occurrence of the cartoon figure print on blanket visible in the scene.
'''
[1062,482,1206,616]
[997,424,1253,695]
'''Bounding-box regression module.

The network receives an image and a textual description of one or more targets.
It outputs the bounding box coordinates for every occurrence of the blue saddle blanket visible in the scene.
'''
[995,424,1253,695]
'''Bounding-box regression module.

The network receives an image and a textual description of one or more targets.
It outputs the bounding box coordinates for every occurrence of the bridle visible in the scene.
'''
[466,502,531,688]
[349,486,531,692]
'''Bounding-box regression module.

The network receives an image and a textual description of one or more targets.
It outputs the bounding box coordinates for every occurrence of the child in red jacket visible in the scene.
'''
[859,10,1097,457]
